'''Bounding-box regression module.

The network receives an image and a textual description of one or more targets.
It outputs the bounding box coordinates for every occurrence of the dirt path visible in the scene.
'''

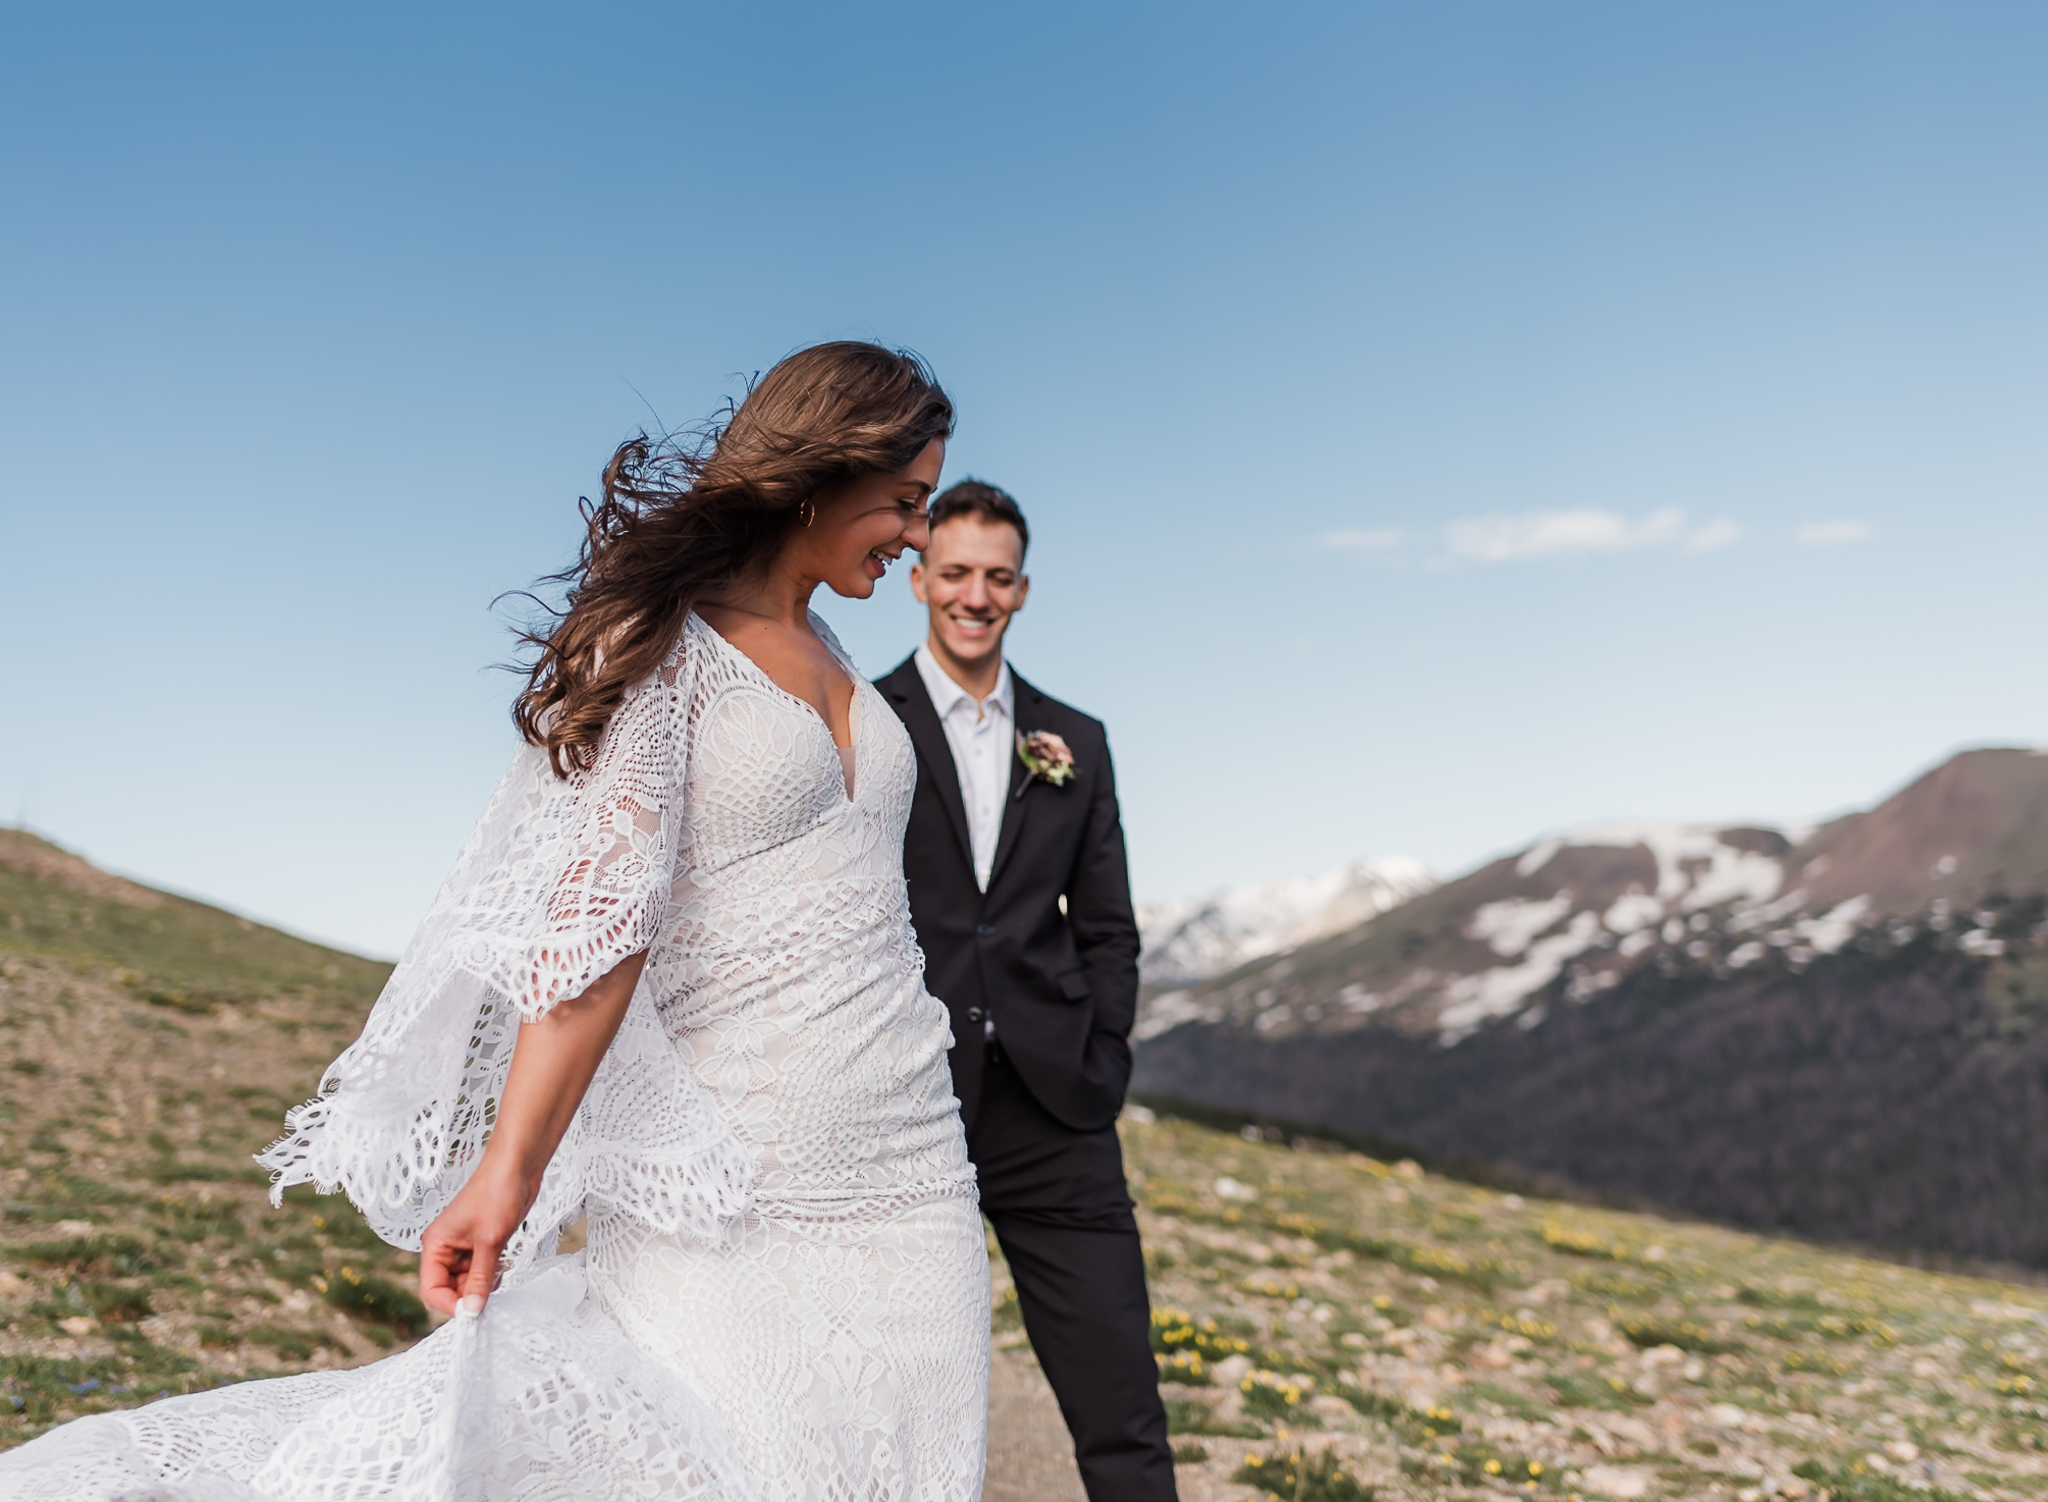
[984,1347,1231,1502]
[982,1345,1087,1502]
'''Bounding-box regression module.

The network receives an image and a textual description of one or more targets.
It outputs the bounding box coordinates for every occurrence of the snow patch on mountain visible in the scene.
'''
[1439,908,1605,1043]
[1470,893,1576,958]
[1138,857,1435,987]
[1428,825,1824,1042]
[1519,824,1784,909]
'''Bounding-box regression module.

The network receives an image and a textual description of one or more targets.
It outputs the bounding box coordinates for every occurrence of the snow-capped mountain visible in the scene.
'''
[1137,748,2048,1049]
[1137,857,1436,988]
[1130,747,2048,1266]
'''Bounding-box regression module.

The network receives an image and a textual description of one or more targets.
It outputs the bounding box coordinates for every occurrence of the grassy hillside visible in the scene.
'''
[0,832,421,1446]
[1121,1113,2048,1500]
[8,831,2048,1498]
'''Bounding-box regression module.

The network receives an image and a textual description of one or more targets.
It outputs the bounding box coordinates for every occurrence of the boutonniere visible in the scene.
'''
[1016,729,1077,797]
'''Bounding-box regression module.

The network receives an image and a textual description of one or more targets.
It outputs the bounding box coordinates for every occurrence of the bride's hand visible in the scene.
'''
[419,1157,537,1317]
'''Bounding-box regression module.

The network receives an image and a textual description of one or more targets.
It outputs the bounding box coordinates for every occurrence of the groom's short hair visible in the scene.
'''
[929,480,1029,562]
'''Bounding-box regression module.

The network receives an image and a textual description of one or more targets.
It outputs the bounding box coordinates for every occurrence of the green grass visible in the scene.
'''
[318,1268,429,1338]
[1792,1457,1977,1502]
[1,1348,203,1428]
[1233,1444,1375,1501]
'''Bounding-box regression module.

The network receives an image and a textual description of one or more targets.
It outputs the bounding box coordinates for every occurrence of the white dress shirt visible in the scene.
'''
[914,644,1014,892]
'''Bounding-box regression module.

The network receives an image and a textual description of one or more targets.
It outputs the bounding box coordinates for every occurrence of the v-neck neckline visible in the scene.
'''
[694,613,862,801]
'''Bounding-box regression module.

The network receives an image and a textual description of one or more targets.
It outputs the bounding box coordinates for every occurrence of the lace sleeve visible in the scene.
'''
[476,660,681,1019]
[257,630,753,1269]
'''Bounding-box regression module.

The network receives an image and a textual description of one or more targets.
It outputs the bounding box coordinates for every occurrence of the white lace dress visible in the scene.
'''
[0,613,990,1502]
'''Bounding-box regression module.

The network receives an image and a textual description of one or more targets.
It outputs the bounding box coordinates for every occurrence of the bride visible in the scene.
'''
[0,342,990,1501]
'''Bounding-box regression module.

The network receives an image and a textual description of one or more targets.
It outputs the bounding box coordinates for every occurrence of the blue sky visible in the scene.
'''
[4,3,2046,957]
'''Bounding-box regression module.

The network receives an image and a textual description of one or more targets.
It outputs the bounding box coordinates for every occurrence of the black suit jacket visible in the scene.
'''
[877,657,1141,1133]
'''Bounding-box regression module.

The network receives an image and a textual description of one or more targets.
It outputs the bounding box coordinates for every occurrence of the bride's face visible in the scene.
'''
[796,439,945,600]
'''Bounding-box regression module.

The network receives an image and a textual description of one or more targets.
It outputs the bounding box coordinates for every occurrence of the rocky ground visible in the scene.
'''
[1118,1108,2048,1500]
[0,948,427,1442]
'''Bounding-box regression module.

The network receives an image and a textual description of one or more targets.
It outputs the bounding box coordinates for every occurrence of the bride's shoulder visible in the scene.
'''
[658,613,716,681]
[599,619,704,732]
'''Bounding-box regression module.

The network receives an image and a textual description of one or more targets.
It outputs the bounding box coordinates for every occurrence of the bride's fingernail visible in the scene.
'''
[459,1295,484,1315]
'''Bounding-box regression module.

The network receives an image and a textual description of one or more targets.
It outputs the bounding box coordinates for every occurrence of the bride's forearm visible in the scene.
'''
[417,951,647,1314]
[484,952,648,1189]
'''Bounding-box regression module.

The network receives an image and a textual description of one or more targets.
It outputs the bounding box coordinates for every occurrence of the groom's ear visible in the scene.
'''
[909,559,930,603]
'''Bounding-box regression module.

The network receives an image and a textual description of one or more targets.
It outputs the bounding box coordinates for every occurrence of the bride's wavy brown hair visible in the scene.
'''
[513,341,954,777]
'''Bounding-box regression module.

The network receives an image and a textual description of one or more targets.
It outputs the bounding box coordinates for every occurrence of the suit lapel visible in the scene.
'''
[879,659,974,871]
[986,675,1044,893]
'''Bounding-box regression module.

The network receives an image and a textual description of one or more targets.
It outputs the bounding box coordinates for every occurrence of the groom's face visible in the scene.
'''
[910,516,1029,672]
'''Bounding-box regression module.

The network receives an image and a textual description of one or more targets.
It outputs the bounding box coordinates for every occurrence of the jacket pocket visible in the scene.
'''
[1057,970,1091,1002]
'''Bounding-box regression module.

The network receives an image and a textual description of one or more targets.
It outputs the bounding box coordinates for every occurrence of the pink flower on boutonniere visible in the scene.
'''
[1016,729,1077,795]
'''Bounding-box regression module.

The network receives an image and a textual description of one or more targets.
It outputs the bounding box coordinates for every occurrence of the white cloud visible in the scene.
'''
[1684,518,1745,553]
[1439,508,1747,563]
[1320,527,1401,551]
[1795,520,1872,546]
[1445,507,1686,562]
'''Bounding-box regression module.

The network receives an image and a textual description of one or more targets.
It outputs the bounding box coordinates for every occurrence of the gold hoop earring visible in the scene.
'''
[798,498,816,528]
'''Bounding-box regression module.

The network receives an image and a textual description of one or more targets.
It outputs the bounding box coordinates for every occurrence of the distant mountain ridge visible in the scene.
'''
[1137,856,1435,988]
[1132,746,2048,1266]
[1137,749,2048,1047]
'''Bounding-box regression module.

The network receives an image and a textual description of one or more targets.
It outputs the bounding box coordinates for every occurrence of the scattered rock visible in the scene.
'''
[1581,1464,1652,1498]
[1211,1354,1252,1388]
[1596,1414,1656,1449]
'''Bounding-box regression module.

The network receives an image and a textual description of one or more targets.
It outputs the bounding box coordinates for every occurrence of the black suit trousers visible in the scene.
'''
[972,1048,1177,1502]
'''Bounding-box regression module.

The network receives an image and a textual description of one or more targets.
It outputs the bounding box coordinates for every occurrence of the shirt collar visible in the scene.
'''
[915,643,1013,724]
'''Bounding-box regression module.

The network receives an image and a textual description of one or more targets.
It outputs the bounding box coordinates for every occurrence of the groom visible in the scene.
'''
[877,481,1177,1501]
